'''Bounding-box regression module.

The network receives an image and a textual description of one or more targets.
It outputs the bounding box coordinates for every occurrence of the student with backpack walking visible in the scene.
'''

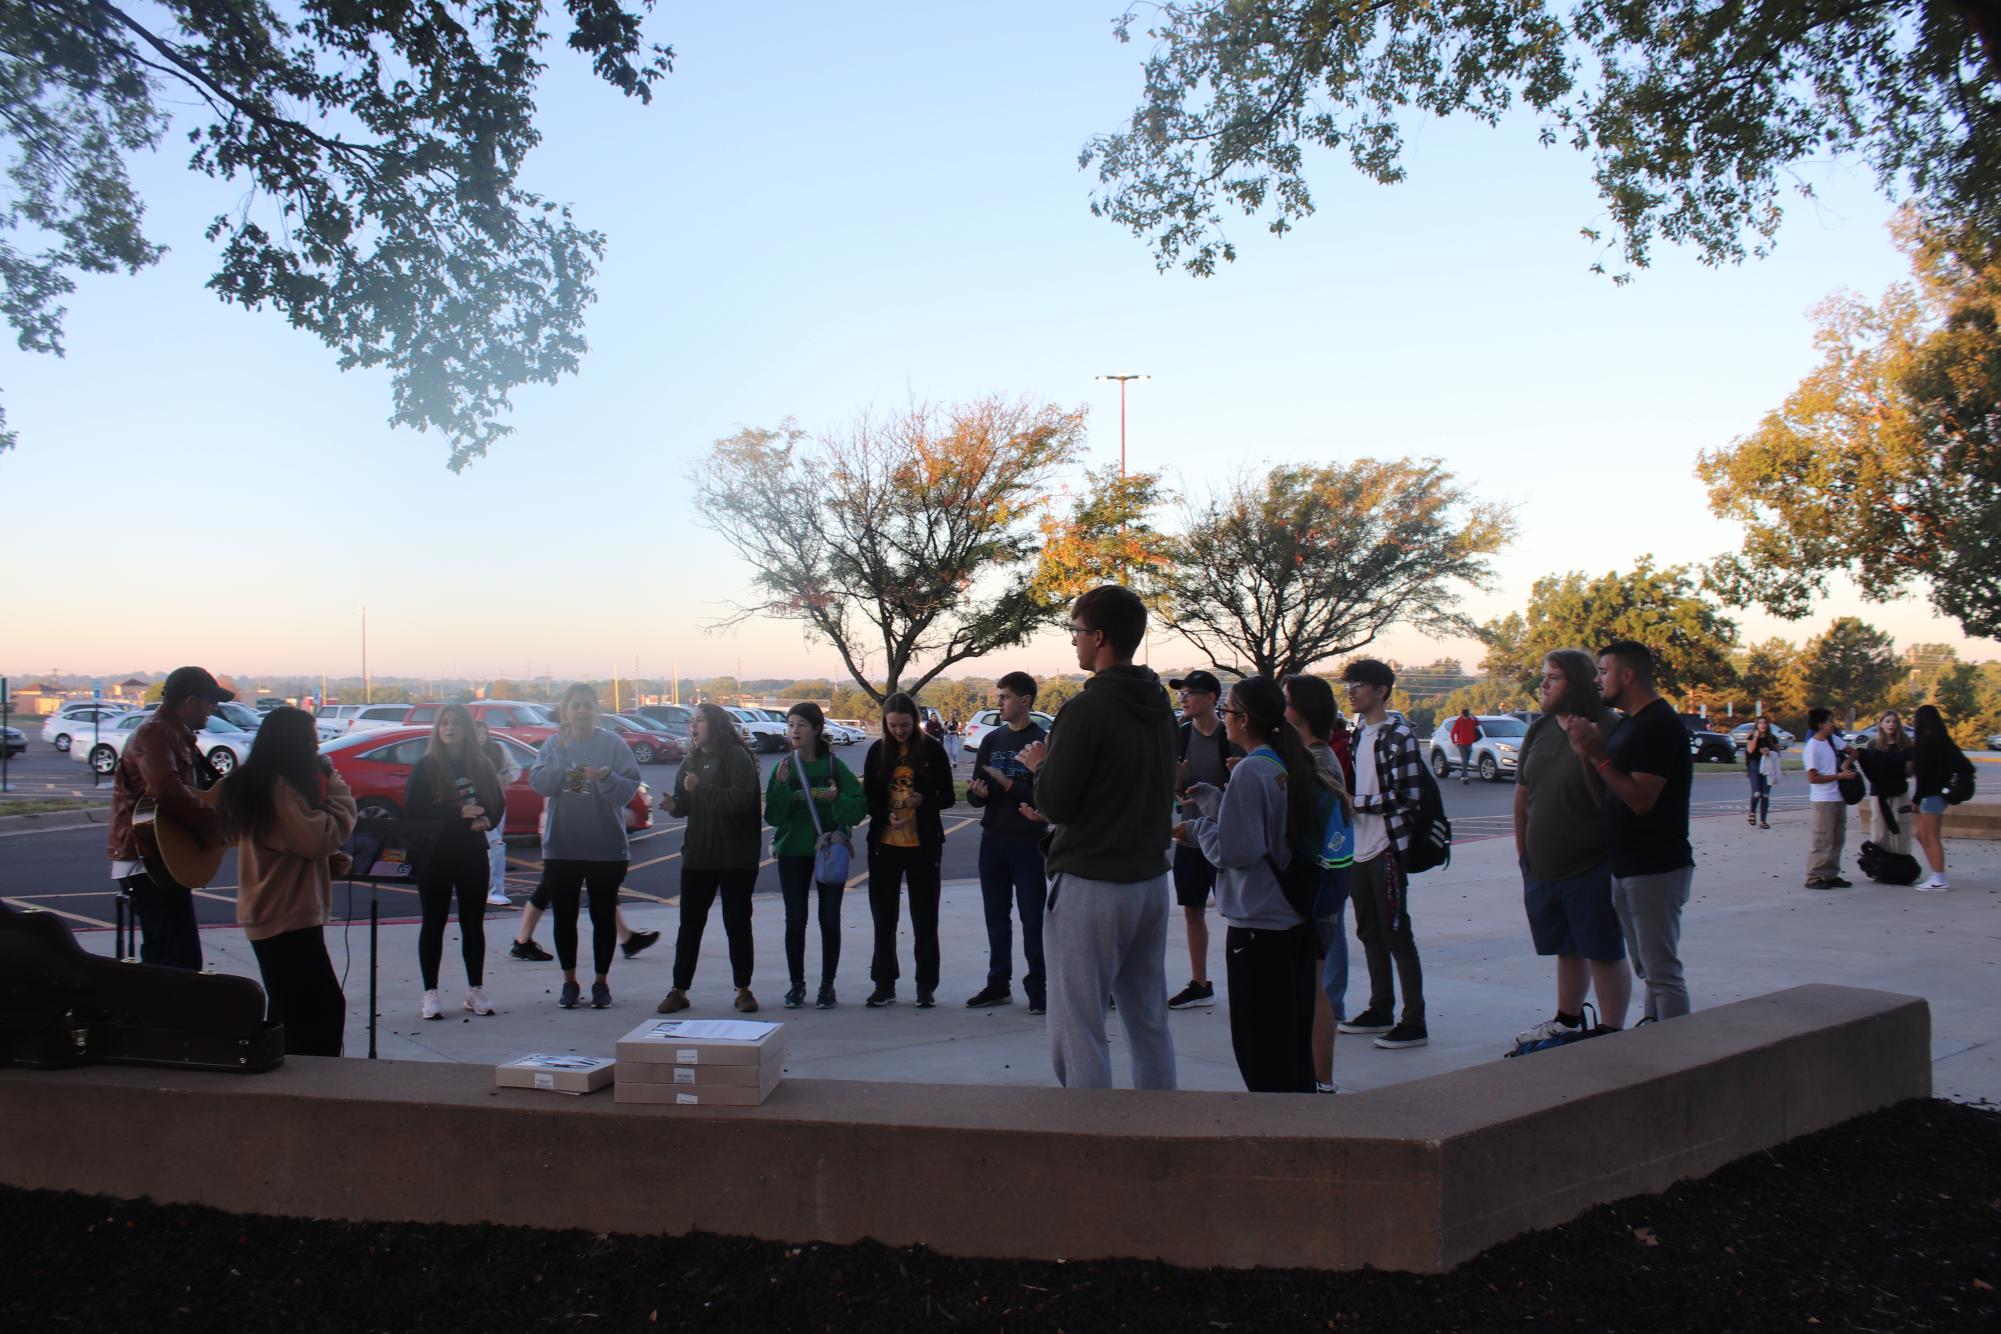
[1166,670,1241,1010]
[1336,659,1431,1050]
[1175,676,1335,1093]
[766,702,865,1008]
[1912,704,1976,892]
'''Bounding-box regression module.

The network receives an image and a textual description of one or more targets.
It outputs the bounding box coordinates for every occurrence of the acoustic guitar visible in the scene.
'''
[131,797,228,889]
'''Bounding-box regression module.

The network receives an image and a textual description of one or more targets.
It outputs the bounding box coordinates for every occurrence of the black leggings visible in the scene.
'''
[418,851,488,990]
[250,926,346,1057]
[1224,923,1316,1093]
[545,858,626,977]
[868,841,941,992]
[672,866,756,990]
[779,854,843,988]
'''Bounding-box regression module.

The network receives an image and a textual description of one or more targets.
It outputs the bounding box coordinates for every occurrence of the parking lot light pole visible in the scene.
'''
[358,605,369,704]
[1094,373,1149,477]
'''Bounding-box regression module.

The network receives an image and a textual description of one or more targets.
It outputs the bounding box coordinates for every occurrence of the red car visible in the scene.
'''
[321,727,651,835]
[604,714,684,764]
[402,700,557,748]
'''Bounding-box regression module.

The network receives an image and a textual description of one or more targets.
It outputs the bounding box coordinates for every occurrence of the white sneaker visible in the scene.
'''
[465,986,495,1015]
[485,890,510,907]
[421,988,444,1020]
[1917,875,1951,892]
[1514,1016,1583,1045]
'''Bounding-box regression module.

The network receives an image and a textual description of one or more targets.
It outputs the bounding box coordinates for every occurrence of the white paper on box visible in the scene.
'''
[615,1018,783,1066]
[652,1020,778,1041]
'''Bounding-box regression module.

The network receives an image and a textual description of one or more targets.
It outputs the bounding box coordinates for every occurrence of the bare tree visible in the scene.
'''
[1160,460,1515,679]
[692,397,1087,703]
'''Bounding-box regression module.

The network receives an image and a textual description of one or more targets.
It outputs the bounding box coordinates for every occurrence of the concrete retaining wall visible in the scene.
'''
[0,984,1929,1272]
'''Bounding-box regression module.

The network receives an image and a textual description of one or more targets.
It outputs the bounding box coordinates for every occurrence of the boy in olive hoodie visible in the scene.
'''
[1020,585,1178,1090]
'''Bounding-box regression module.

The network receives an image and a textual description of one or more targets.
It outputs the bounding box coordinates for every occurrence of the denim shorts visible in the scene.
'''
[1523,860,1626,962]
[1917,795,1949,816]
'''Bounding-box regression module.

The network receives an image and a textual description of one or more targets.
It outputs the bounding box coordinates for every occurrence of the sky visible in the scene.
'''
[1,3,1988,687]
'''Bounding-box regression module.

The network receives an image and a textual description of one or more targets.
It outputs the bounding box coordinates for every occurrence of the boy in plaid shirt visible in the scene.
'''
[1335,659,1430,1049]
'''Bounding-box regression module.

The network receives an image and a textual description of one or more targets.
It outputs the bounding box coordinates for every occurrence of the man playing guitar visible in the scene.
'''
[108,666,231,969]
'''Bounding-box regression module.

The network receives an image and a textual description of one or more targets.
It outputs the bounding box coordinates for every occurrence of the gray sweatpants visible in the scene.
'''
[1044,871,1177,1090]
[1611,866,1693,1022]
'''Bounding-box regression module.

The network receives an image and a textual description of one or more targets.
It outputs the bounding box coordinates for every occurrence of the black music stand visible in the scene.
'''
[338,818,441,1059]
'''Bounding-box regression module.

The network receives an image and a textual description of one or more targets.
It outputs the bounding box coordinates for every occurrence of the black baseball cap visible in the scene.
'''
[161,666,235,705]
[1168,670,1222,695]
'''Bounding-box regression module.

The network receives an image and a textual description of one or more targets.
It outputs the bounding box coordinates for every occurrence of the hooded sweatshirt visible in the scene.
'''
[1186,746,1301,930]
[528,727,642,862]
[1034,664,1177,882]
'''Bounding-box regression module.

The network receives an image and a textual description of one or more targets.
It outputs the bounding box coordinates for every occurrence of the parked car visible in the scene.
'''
[2,725,24,758]
[75,709,256,777]
[824,719,865,745]
[614,713,689,759]
[314,702,418,736]
[1988,733,2001,752]
[725,706,788,753]
[1728,720,1795,754]
[1681,718,1736,764]
[211,700,266,732]
[603,714,683,764]
[402,700,557,748]
[320,727,651,835]
[40,702,134,752]
[1426,714,1527,783]
[634,704,694,739]
[960,708,1058,754]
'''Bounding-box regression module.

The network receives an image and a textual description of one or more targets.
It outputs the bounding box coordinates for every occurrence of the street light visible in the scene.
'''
[1094,373,1149,476]
[358,605,369,704]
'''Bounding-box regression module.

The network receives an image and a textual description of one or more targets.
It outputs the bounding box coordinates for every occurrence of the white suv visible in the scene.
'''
[725,707,788,753]
[1427,714,1528,783]
[41,702,135,752]
[961,708,1056,754]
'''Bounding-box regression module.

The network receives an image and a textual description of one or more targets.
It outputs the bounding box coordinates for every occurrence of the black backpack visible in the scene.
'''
[1376,724,1451,874]
[1943,760,1977,806]
[1857,840,1923,886]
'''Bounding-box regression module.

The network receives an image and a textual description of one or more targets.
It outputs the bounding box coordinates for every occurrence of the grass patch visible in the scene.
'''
[0,797,108,816]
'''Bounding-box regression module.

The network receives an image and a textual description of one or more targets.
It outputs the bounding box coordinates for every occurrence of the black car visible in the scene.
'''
[1,726,24,758]
[1680,717,1735,764]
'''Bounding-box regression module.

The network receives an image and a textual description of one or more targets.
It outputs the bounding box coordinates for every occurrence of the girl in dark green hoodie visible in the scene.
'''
[765,702,867,1009]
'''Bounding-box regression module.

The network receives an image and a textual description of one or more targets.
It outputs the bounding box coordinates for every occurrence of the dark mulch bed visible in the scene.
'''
[3,1098,1996,1332]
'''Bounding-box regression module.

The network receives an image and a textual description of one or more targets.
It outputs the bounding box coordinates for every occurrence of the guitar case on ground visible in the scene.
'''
[1857,840,1923,886]
[0,902,283,1072]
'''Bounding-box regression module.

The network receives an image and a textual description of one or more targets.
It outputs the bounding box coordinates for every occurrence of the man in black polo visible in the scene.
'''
[1561,640,1695,1022]
[1166,670,1240,1010]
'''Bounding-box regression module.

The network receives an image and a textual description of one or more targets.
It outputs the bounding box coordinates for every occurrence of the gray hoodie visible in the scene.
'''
[529,728,642,861]
[1187,748,1300,929]
[1034,665,1178,883]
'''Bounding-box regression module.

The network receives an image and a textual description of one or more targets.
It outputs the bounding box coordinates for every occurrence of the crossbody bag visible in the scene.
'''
[793,750,852,886]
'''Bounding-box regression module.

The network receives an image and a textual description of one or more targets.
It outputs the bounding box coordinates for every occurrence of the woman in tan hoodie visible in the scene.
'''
[217,707,358,1056]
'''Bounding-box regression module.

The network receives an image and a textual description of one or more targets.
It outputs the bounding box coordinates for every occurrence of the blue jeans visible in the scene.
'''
[1317,867,1350,1023]
[1747,769,1771,822]
[977,834,1046,1002]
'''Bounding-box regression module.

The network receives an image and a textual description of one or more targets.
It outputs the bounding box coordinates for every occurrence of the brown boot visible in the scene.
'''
[734,988,759,1014]
[656,989,689,1014]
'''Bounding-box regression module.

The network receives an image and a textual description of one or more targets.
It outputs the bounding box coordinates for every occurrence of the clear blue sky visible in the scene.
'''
[1,3,1982,685]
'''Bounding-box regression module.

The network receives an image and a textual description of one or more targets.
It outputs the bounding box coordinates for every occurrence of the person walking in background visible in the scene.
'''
[1514,650,1630,1044]
[1447,708,1482,784]
[217,707,358,1056]
[107,665,233,970]
[766,702,865,1009]
[1912,704,1976,892]
[1282,672,1354,1093]
[1856,710,1914,857]
[1743,715,1783,830]
[1337,658,1430,1051]
[1019,584,1179,1091]
[1165,670,1240,1011]
[1562,641,1696,1022]
[405,704,505,1020]
[862,693,956,1008]
[1175,676,1330,1093]
[1801,707,1857,890]
[530,683,642,1010]
[965,671,1049,1013]
[658,702,764,1015]
[476,718,517,907]
[945,715,964,767]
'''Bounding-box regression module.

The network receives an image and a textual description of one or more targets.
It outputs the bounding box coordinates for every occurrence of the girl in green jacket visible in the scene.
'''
[765,702,866,1009]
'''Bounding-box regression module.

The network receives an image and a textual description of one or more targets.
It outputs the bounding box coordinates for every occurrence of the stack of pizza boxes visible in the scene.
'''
[494,1053,617,1095]
[613,1018,784,1106]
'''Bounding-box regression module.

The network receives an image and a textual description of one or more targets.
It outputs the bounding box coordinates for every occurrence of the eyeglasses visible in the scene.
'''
[1216,706,1242,718]
[1069,624,1101,640]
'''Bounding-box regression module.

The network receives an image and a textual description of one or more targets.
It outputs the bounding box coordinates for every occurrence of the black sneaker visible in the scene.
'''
[511,940,553,962]
[783,984,806,1010]
[590,981,612,1009]
[865,986,896,1008]
[1026,998,1046,1016]
[915,991,936,1009]
[815,986,837,1010]
[558,980,580,1009]
[1338,1007,1394,1035]
[965,984,1013,1008]
[1827,876,1854,888]
[1805,878,1833,889]
[621,929,661,959]
[1168,980,1215,1009]
[1374,1021,1428,1049]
